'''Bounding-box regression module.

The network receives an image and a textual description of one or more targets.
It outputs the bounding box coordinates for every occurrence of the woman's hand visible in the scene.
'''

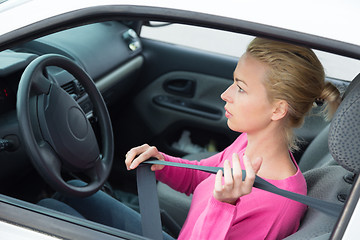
[213,154,262,205]
[125,144,165,171]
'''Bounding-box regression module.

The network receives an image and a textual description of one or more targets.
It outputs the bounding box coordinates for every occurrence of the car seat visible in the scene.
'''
[158,74,360,238]
[284,73,360,239]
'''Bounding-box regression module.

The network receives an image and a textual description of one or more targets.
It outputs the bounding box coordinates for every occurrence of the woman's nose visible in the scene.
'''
[221,85,233,103]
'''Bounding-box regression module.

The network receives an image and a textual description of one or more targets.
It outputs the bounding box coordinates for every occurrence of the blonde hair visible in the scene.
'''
[246,38,341,151]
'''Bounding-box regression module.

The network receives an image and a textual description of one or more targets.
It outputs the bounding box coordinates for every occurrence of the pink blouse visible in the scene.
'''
[156,133,307,240]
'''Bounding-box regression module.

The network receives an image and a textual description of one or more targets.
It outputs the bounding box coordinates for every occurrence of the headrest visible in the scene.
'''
[329,73,360,173]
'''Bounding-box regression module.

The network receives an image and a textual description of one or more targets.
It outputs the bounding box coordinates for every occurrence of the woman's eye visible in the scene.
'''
[237,85,244,93]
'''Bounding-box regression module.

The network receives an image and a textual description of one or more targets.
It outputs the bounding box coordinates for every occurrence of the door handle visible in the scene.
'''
[163,79,196,97]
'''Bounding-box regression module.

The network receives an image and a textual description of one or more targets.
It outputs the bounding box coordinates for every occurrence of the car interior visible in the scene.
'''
[0,9,359,239]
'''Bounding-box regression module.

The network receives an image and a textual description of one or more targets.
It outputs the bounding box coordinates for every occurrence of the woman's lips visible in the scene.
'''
[224,108,232,118]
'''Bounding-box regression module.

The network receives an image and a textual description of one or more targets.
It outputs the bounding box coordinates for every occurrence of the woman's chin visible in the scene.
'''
[227,121,241,133]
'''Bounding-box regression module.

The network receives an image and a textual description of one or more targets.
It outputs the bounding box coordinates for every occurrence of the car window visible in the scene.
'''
[314,50,360,81]
[141,22,252,57]
[141,22,360,81]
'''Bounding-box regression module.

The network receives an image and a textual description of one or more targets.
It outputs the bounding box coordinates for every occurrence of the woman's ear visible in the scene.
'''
[271,100,288,121]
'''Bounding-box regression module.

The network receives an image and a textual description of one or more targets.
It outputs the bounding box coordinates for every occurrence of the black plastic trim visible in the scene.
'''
[163,78,196,98]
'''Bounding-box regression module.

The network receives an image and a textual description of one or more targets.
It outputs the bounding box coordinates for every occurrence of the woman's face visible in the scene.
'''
[221,54,275,134]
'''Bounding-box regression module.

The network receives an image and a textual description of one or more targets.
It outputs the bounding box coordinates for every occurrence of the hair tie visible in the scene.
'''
[314,98,324,106]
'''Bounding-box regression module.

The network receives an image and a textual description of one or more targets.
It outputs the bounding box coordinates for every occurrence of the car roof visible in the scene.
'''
[0,0,359,46]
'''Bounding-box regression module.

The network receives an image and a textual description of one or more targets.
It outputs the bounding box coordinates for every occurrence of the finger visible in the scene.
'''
[125,144,149,169]
[232,153,243,188]
[252,157,263,174]
[223,160,233,190]
[129,146,161,170]
[214,169,223,194]
[126,145,164,170]
[151,162,165,171]
[243,155,256,191]
[147,148,166,171]
[125,151,138,170]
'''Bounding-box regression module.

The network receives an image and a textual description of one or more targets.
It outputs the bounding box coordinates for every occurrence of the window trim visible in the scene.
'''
[0,5,360,61]
[0,194,146,240]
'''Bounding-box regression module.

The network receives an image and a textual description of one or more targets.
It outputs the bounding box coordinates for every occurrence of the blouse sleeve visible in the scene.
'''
[155,133,246,196]
[155,150,226,195]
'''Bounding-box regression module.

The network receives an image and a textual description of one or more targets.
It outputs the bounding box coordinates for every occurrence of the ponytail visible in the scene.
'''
[319,82,341,121]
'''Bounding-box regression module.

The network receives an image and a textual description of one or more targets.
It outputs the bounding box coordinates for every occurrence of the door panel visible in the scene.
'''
[135,71,228,134]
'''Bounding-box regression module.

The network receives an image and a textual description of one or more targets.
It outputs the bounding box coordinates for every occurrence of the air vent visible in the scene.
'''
[61,80,86,100]
[62,81,75,95]
[75,80,86,97]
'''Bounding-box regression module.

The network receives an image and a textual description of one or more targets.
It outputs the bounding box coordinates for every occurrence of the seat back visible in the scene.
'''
[283,166,353,240]
[285,73,360,239]
[328,74,360,174]
[298,74,360,172]
[298,124,333,172]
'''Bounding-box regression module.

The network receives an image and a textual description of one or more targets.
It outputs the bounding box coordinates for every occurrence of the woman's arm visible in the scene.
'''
[155,150,226,195]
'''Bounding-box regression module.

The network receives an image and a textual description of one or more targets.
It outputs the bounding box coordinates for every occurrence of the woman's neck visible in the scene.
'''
[244,127,297,180]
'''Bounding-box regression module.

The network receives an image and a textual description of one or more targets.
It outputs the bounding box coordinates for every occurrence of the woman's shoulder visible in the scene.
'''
[267,168,307,196]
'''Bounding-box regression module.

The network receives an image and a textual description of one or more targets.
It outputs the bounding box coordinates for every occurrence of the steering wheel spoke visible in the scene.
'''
[37,142,63,179]
[83,158,106,183]
[31,71,52,96]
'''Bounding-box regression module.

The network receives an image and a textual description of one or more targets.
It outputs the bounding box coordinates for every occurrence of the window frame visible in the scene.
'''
[0,194,145,240]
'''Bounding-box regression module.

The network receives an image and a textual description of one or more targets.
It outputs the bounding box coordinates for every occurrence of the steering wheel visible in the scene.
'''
[17,54,114,197]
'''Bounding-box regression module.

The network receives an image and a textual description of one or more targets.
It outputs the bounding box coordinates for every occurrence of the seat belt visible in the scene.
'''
[136,164,163,240]
[137,159,343,239]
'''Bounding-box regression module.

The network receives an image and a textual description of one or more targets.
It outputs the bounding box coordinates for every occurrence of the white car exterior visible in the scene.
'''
[0,220,60,240]
[1,0,359,45]
[0,0,359,239]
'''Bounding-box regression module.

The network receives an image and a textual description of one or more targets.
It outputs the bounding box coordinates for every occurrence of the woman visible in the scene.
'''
[40,38,341,239]
[124,38,341,239]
